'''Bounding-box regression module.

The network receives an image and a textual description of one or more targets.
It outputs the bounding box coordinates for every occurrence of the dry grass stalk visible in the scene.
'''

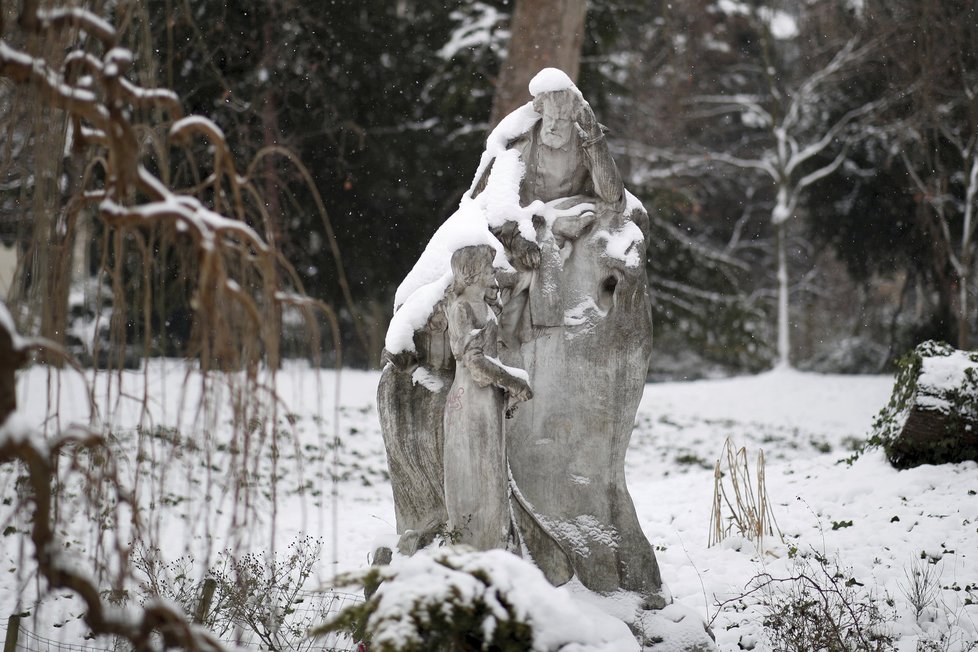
[708,437,783,551]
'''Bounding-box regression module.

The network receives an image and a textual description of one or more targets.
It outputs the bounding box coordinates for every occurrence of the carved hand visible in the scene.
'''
[388,349,418,372]
[575,103,602,144]
[512,235,542,270]
[507,376,533,403]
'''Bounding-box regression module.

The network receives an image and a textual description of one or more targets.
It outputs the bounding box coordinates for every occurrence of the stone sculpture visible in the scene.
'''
[442,245,533,549]
[379,69,690,625]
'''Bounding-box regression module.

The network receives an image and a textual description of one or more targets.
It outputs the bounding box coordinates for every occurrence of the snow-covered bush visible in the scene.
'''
[725,550,896,652]
[319,548,638,652]
[135,537,335,651]
[867,341,978,468]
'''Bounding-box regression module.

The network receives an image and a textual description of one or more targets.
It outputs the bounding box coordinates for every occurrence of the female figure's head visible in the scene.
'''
[450,245,497,297]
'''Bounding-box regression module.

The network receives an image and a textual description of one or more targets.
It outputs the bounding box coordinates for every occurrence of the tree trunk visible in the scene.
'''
[0,316,27,425]
[958,268,970,350]
[34,106,72,366]
[776,219,790,368]
[260,14,282,370]
[958,155,978,350]
[489,0,588,127]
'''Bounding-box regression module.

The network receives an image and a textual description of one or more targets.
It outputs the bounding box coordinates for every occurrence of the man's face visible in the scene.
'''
[537,91,577,149]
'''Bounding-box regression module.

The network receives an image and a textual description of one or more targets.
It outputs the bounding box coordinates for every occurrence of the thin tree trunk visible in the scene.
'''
[958,154,978,349]
[959,270,970,349]
[776,219,790,368]
[489,0,588,127]
[35,106,72,366]
[260,15,282,370]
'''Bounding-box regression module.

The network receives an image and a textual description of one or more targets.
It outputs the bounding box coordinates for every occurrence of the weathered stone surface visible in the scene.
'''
[377,313,453,553]
[502,202,663,601]
[442,245,532,550]
[469,71,664,603]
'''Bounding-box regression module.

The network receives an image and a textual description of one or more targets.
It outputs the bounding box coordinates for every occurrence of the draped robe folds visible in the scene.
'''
[442,301,511,550]
[476,115,666,605]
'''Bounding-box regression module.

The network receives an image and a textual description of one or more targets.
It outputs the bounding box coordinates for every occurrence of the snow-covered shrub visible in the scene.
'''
[743,551,896,652]
[133,537,333,650]
[867,341,978,468]
[902,557,943,622]
[319,548,638,652]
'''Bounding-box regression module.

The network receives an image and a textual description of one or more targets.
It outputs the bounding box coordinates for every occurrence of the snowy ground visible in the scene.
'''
[4,362,978,651]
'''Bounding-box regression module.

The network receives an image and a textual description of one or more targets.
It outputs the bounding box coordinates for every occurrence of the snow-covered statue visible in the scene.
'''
[442,245,533,550]
[466,69,663,603]
[379,69,715,648]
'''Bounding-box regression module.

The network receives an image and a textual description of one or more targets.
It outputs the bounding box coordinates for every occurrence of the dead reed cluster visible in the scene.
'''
[708,437,782,551]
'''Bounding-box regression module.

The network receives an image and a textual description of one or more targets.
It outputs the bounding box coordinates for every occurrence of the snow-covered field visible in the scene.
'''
[5,362,978,651]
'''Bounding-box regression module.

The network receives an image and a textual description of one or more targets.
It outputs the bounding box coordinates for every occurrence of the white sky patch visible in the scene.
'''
[761,8,799,40]
[714,1,799,40]
[715,0,749,16]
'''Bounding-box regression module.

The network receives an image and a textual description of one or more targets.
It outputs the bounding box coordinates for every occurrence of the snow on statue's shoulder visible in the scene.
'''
[624,189,647,216]
[392,202,508,312]
[386,92,544,355]
[528,67,577,96]
[467,102,539,198]
[386,200,512,355]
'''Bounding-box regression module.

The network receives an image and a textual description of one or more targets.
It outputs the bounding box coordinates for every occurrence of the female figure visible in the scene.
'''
[443,245,532,550]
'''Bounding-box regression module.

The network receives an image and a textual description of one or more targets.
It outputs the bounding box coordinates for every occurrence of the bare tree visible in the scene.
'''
[688,38,879,368]
[629,2,879,369]
[871,0,978,349]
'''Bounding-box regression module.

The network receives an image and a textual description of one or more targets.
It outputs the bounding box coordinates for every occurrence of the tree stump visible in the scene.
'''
[873,341,978,469]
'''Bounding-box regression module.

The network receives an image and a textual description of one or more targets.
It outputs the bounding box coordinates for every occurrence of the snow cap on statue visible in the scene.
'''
[528,67,582,98]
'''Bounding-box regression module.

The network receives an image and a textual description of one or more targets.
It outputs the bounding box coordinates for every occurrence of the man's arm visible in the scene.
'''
[577,104,624,206]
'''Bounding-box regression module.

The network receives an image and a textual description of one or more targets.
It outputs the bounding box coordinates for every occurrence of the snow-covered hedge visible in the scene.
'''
[869,340,978,468]
[318,548,638,652]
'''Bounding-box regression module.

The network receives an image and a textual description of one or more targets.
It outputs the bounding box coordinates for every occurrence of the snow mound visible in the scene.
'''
[528,67,578,96]
[344,548,638,651]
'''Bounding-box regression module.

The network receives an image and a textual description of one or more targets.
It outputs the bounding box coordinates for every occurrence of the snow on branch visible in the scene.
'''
[2,0,342,375]
[33,7,117,44]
